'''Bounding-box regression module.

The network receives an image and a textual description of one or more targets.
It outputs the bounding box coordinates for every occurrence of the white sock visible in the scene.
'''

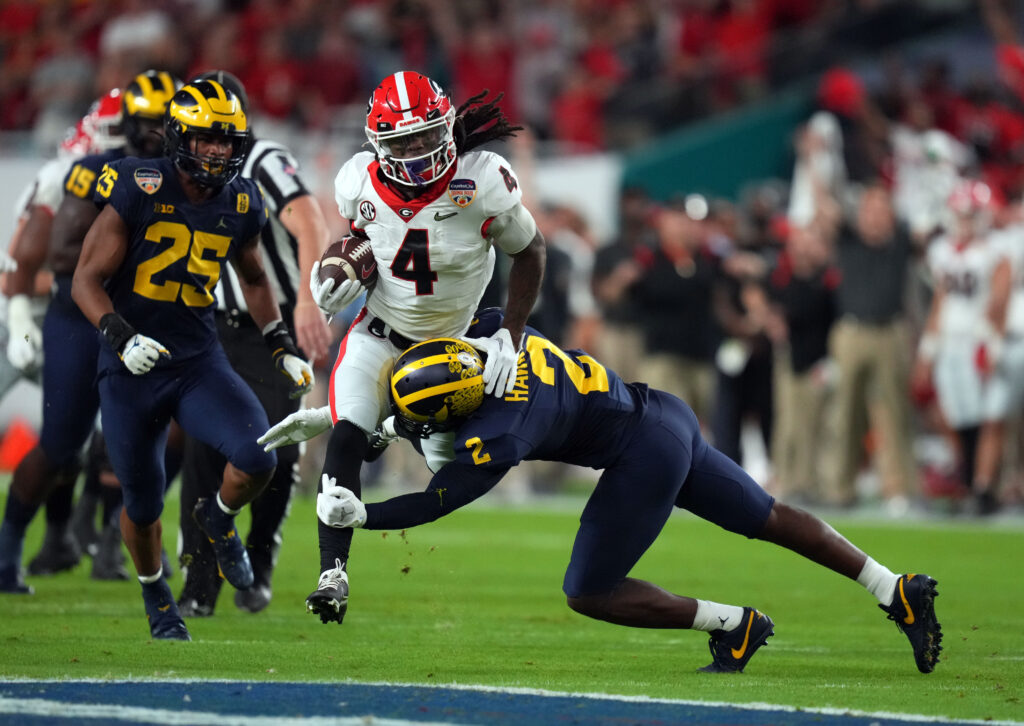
[857,557,899,606]
[138,567,163,584]
[692,600,746,632]
[216,492,241,516]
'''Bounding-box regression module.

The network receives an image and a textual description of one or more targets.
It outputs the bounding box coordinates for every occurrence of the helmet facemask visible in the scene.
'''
[168,126,252,188]
[367,107,456,187]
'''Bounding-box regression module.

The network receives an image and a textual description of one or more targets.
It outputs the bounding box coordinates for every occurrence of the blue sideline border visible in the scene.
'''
[1,680,1019,726]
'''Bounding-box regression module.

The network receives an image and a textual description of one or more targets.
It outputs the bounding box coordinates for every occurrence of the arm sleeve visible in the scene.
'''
[486,201,537,255]
[362,460,510,529]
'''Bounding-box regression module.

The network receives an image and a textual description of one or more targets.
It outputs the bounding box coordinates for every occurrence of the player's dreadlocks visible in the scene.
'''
[453,90,523,154]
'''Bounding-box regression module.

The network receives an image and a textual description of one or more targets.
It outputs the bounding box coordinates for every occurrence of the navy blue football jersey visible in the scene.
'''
[63,148,126,204]
[94,156,267,372]
[452,327,650,472]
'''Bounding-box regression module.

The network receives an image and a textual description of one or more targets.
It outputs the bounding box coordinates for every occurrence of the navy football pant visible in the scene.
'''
[99,346,275,526]
[563,390,774,598]
[39,278,100,468]
[179,316,300,593]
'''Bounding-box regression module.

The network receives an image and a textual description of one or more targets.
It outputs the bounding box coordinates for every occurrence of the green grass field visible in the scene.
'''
[1,484,1022,723]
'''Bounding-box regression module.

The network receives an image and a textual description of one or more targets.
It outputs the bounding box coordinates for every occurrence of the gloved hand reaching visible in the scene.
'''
[257,405,333,451]
[461,327,519,396]
[316,475,366,528]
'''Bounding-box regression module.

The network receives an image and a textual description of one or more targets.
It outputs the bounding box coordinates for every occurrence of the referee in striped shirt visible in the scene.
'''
[177,71,331,616]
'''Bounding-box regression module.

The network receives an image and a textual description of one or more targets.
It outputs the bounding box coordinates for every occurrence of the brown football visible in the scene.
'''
[318,236,378,290]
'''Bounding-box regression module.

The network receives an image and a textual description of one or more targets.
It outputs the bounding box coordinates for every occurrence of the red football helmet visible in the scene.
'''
[947,179,1002,240]
[78,89,126,154]
[365,71,456,187]
[58,118,91,158]
[947,179,996,217]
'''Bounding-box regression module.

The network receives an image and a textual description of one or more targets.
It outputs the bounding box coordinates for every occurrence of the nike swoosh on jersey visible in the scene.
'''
[434,211,458,221]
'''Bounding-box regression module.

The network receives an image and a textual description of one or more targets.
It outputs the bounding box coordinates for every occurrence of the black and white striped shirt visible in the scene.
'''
[217,138,309,322]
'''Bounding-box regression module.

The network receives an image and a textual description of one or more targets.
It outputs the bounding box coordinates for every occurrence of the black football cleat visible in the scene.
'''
[235,583,272,614]
[306,558,349,624]
[699,607,775,673]
[235,550,273,613]
[177,596,215,618]
[27,524,81,576]
[142,578,191,641]
[880,573,942,673]
[91,525,130,581]
[0,564,33,594]
[192,498,253,590]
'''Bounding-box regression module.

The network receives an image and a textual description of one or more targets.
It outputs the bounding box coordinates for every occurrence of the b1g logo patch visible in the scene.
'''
[359,200,376,221]
[237,193,250,213]
[133,168,162,195]
[448,179,476,208]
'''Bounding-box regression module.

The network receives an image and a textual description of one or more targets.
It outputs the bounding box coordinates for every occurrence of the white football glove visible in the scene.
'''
[276,353,314,399]
[310,260,363,315]
[0,249,17,274]
[120,333,169,375]
[462,327,519,396]
[257,405,333,452]
[6,294,42,372]
[316,475,366,528]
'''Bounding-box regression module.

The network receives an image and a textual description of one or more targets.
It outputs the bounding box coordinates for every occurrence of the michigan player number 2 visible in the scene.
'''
[526,336,609,394]
[134,221,231,306]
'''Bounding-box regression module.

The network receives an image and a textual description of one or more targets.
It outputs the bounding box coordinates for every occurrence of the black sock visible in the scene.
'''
[100,486,123,528]
[44,479,74,526]
[318,421,368,574]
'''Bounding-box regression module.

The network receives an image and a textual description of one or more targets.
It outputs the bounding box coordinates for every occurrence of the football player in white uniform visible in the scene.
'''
[981,216,1024,513]
[913,180,1011,514]
[259,72,545,623]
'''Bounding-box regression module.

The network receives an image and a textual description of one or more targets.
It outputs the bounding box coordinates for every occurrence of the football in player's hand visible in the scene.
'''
[319,236,378,290]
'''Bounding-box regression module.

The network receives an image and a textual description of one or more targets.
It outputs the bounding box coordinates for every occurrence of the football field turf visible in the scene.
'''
[1,483,1021,724]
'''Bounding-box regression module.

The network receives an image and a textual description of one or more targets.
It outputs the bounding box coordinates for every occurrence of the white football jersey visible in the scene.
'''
[334,149,526,341]
[13,157,76,220]
[988,224,1024,336]
[927,232,1005,338]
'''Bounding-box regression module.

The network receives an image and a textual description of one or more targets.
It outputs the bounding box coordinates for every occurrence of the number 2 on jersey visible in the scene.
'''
[526,336,609,395]
[391,229,437,295]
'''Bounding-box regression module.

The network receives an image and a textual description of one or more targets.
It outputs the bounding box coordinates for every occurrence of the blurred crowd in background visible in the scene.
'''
[0,0,979,152]
[4,0,1024,519]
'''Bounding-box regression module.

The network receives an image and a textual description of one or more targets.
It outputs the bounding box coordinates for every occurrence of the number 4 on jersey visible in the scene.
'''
[391,228,437,295]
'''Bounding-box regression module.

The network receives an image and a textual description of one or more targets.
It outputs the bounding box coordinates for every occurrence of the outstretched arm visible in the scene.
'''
[317,460,510,530]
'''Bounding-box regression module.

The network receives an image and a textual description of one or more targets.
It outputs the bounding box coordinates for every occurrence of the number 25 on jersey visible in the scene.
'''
[134,221,230,307]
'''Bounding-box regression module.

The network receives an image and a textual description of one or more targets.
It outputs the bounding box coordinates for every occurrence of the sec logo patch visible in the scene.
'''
[359,200,376,221]
[134,168,163,195]
[448,179,476,208]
